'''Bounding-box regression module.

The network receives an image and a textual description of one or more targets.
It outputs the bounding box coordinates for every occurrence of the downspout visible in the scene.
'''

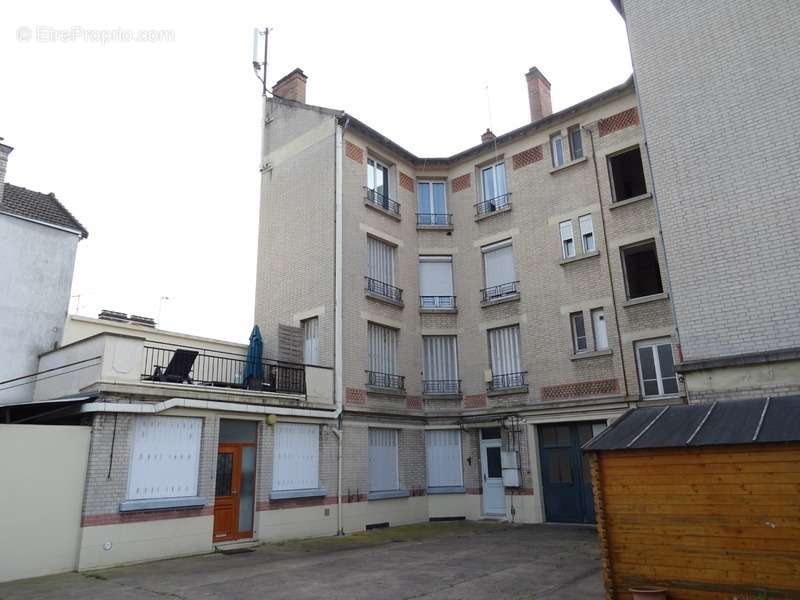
[333,116,346,535]
[584,125,630,400]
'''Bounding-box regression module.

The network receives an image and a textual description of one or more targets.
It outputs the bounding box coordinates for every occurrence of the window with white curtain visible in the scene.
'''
[579,214,595,253]
[551,133,565,168]
[422,336,459,394]
[127,416,202,500]
[560,221,576,259]
[368,323,398,375]
[592,308,608,351]
[482,239,516,296]
[302,317,319,365]
[419,256,454,309]
[368,236,396,285]
[488,325,523,381]
[272,423,320,491]
[426,430,463,488]
[369,428,399,492]
[480,162,508,207]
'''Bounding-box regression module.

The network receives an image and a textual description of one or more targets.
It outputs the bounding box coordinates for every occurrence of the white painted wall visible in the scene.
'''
[0,214,80,405]
[0,424,90,582]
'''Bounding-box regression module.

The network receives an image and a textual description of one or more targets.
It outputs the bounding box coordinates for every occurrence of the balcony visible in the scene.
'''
[481,281,520,305]
[487,371,528,394]
[416,213,453,231]
[365,276,404,307]
[419,296,456,311]
[422,379,461,396]
[364,188,401,220]
[474,193,512,219]
[366,370,405,392]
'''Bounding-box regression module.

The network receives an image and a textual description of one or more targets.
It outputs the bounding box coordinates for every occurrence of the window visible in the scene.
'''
[579,214,595,253]
[621,240,664,299]
[367,322,401,388]
[635,339,678,397]
[367,157,390,201]
[419,256,454,309]
[426,430,463,488]
[273,423,320,491]
[592,308,608,351]
[571,312,588,353]
[560,220,575,259]
[369,428,399,492]
[417,181,448,225]
[480,162,508,208]
[609,146,647,202]
[482,239,517,300]
[488,325,523,389]
[551,133,565,168]
[302,317,319,365]
[127,416,202,500]
[568,125,583,160]
[367,237,395,286]
[422,336,459,394]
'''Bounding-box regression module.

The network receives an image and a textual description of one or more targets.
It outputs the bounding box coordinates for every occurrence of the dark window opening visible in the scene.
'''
[622,241,663,299]
[609,146,647,201]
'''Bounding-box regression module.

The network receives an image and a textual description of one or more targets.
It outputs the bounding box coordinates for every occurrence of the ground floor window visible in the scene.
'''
[273,423,320,491]
[425,429,463,488]
[368,428,399,492]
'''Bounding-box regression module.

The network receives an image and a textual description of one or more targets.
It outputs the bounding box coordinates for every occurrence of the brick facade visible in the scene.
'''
[598,107,639,137]
[512,145,543,170]
[450,173,471,193]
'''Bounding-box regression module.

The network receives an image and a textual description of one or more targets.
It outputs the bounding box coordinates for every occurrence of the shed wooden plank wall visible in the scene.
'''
[590,444,800,599]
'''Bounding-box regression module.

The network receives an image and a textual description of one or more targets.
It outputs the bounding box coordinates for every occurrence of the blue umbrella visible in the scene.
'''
[243,325,264,388]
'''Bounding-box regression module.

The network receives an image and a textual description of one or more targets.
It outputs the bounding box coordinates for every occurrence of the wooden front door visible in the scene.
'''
[213,443,255,542]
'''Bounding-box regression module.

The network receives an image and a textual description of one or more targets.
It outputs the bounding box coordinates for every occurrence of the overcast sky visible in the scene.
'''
[1,0,630,344]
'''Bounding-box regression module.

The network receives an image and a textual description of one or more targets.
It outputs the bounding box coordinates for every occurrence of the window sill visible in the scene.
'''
[365,291,404,308]
[417,223,453,232]
[119,496,207,513]
[427,486,466,495]
[419,307,458,315]
[559,250,600,266]
[270,488,327,501]
[364,200,401,221]
[549,156,587,174]
[609,192,652,210]
[368,489,410,501]
[366,385,406,397]
[571,349,613,361]
[480,293,520,308]
[622,292,669,308]
[475,204,512,222]
[487,385,529,397]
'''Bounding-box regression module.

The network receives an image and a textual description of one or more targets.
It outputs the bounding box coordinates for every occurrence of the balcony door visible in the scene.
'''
[213,420,258,542]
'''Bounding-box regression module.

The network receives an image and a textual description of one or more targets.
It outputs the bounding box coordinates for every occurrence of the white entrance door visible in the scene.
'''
[480,438,505,515]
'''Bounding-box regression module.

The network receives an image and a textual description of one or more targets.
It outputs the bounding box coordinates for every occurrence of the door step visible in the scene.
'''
[214,540,260,554]
[478,516,507,522]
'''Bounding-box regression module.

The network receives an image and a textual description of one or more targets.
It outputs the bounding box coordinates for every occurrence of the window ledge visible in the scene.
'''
[609,192,652,210]
[366,385,407,397]
[427,486,466,495]
[119,496,207,513]
[423,393,463,401]
[571,349,613,361]
[419,308,458,315]
[417,224,453,232]
[475,204,512,222]
[549,156,587,174]
[365,291,404,308]
[480,293,521,308]
[487,385,529,397]
[368,489,410,501]
[270,488,327,501]
[364,200,401,221]
[559,250,600,266]
[622,292,669,308]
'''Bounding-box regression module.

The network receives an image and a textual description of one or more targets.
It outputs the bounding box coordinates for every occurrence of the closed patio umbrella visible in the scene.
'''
[243,325,264,389]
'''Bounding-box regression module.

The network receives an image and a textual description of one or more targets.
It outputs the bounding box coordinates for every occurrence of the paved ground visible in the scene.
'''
[0,522,602,599]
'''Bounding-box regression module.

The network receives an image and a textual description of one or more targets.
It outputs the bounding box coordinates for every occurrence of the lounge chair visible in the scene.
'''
[148,349,198,384]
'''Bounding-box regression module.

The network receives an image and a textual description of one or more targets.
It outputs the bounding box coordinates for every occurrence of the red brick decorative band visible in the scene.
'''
[406,395,423,409]
[463,394,487,409]
[512,146,543,170]
[540,378,620,401]
[345,141,364,163]
[399,172,415,193]
[345,387,366,405]
[598,107,639,137]
[451,173,471,193]
[82,506,212,527]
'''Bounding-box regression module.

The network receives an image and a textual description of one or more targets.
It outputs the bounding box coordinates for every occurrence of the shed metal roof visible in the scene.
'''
[583,396,800,451]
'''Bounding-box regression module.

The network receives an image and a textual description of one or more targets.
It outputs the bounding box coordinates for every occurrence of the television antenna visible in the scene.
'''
[252,27,271,96]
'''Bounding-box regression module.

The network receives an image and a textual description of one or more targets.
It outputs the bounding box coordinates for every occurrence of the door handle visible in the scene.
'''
[483,473,487,482]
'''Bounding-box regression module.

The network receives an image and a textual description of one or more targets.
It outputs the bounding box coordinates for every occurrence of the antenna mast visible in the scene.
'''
[252,27,270,96]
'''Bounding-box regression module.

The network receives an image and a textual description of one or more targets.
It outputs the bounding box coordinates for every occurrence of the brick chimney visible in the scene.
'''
[525,67,552,122]
[272,68,307,103]
[0,140,13,204]
[481,128,496,144]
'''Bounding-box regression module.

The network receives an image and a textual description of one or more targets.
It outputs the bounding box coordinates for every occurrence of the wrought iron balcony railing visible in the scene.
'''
[365,188,401,216]
[366,277,403,303]
[366,370,405,390]
[481,281,520,302]
[416,213,453,226]
[419,295,456,310]
[423,379,461,395]
[474,193,511,217]
[487,371,527,392]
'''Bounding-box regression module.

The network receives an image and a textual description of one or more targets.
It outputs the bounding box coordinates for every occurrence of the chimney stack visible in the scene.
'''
[0,140,13,204]
[525,67,552,122]
[272,68,308,103]
[481,128,496,144]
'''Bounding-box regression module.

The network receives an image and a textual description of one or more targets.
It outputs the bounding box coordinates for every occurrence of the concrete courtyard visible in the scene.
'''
[0,522,602,600]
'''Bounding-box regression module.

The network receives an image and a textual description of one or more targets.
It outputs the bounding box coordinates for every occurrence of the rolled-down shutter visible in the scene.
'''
[488,325,522,376]
[419,257,453,297]
[426,429,463,488]
[422,336,458,381]
[368,323,398,375]
[368,237,395,285]
[368,428,399,492]
[483,241,515,288]
[273,423,320,491]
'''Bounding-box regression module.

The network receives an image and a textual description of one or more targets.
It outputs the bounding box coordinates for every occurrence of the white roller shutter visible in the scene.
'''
[426,430,463,488]
[127,416,202,500]
[422,336,458,381]
[368,237,395,285]
[418,257,453,297]
[368,428,399,492]
[273,423,320,491]
[482,240,515,288]
[488,325,522,376]
[368,323,398,375]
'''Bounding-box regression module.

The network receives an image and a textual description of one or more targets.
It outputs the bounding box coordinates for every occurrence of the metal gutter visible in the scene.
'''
[78,398,338,420]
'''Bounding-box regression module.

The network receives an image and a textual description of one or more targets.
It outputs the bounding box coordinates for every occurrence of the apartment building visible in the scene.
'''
[612,1,800,402]
[255,66,679,528]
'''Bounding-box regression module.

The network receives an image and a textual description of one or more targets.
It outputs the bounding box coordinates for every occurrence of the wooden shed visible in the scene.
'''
[583,396,800,599]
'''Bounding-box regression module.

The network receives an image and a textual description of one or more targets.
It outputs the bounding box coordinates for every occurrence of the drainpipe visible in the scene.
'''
[333,116,346,535]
